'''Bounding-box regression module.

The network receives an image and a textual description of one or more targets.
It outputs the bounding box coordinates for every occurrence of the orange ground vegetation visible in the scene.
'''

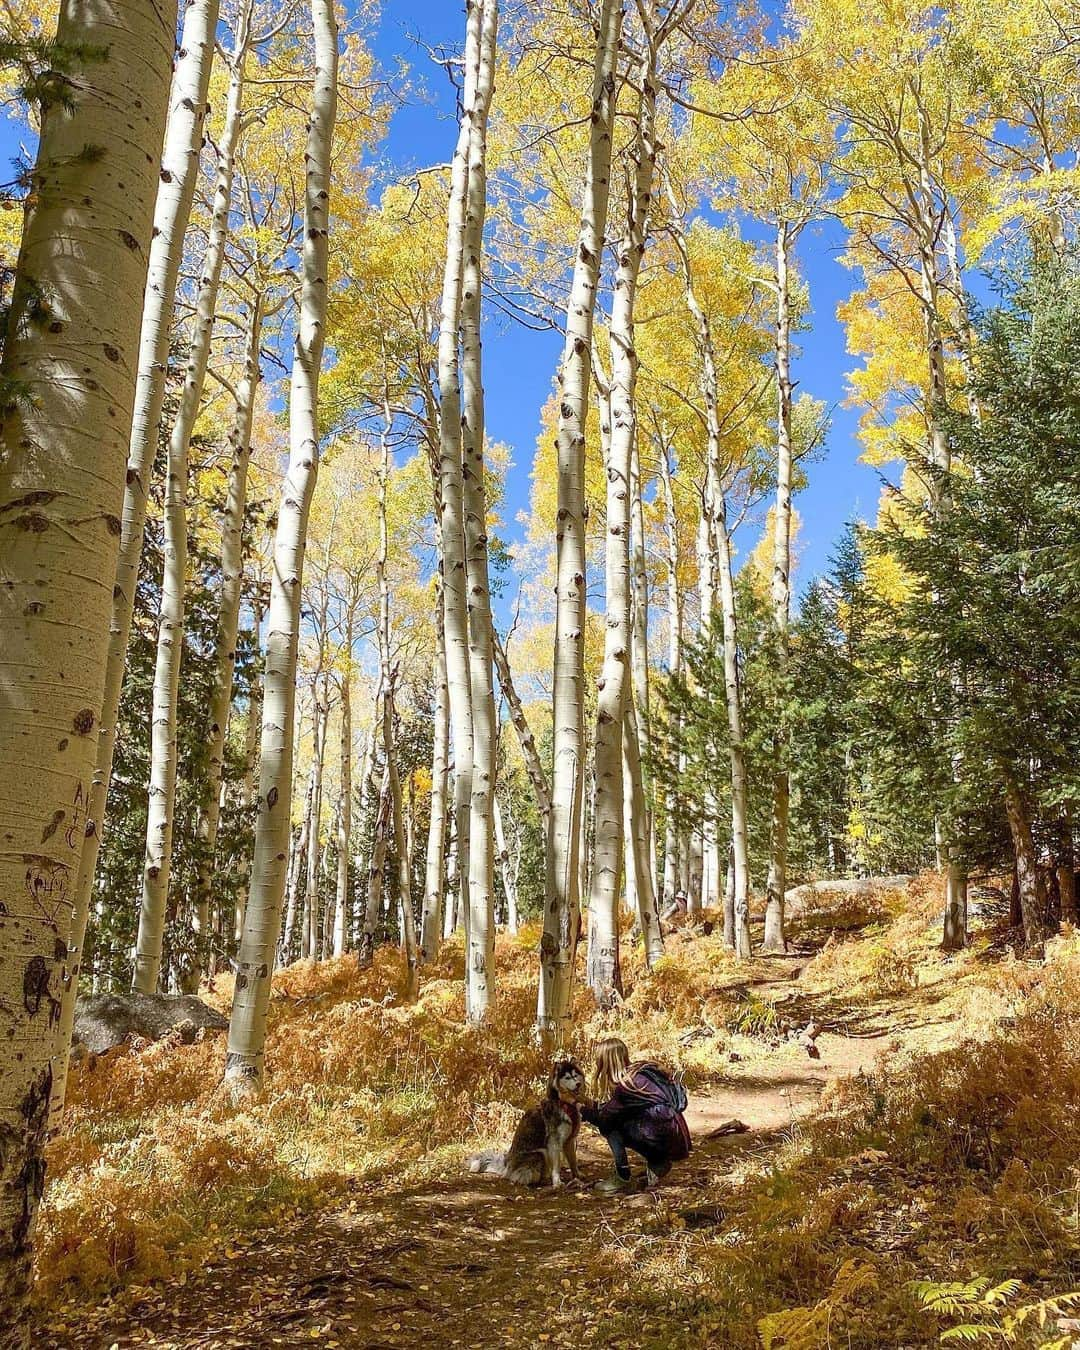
[37,879,1080,1348]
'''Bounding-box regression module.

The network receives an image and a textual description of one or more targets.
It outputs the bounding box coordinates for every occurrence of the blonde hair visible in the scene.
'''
[592,1037,638,1102]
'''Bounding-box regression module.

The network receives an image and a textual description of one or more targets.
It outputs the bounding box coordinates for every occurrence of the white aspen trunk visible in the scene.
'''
[671,215,752,956]
[436,1,483,977]
[629,433,655,878]
[303,683,328,960]
[234,650,262,946]
[319,798,338,959]
[193,295,262,968]
[624,691,663,962]
[60,0,218,1063]
[587,382,623,1004]
[0,0,176,1325]
[386,692,419,999]
[352,692,380,962]
[130,0,223,994]
[224,0,338,1096]
[494,796,517,932]
[421,601,450,962]
[540,0,623,1045]
[762,221,794,955]
[333,640,353,958]
[281,742,316,965]
[182,39,259,979]
[460,0,499,1024]
[444,805,460,939]
[492,629,551,824]
[361,764,392,962]
[658,440,683,913]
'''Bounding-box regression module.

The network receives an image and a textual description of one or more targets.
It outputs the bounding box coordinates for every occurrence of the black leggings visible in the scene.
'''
[601,1127,672,1180]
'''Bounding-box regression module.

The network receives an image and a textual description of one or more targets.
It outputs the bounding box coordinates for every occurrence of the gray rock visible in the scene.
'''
[73,992,228,1055]
[784,875,912,918]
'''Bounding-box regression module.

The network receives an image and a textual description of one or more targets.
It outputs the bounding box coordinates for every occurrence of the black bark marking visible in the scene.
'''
[23,956,50,1015]
[73,708,95,734]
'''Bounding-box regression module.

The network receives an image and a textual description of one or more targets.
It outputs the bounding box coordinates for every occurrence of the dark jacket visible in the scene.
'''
[581,1064,692,1164]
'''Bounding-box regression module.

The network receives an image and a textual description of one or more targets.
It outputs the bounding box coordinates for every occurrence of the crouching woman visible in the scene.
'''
[582,1037,691,1194]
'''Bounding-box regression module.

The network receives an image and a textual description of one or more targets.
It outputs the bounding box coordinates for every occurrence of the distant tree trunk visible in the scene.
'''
[494,795,517,931]
[763,219,795,955]
[0,0,176,1324]
[624,693,664,964]
[629,434,656,884]
[1059,805,1077,926]
[126,0,222,995]
[444,806,460,938]
[281,746,316,965]
[492,630,550,825]
[1003,772,1046,950]
[234,649,263,949]
[460,0,500,1023]
[658,440,683,915]
[190,292,263,986]
[225,0,338,1098]
[334,619,354,957]
[303,682,328,960]
[359,766,392,966]
[421,604,450,962]
[671,215,752,957]
[540,0,623,1047]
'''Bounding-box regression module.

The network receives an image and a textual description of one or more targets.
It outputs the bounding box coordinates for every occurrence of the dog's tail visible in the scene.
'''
[467,1148,507,1177]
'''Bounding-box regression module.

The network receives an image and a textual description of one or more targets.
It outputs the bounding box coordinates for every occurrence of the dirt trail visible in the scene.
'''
[39,965,955,1350]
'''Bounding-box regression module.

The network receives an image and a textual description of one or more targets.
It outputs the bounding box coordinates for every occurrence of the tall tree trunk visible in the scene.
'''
[460,0,499,1023]
[333,618,354,957]
[629,433,655,881]
[135,0,225,995]
[658,440,683,914]
[1059,805,1077,926]
[234,643,263,951]
[301,683,328,960]
[671,216,752,957]
[763,220,795,955]
[0,0,175,1326]
[421,604,450,962]
[1003,772,1046,951]
[624,693,664,963]
[436,1,483,981]
[444,805,460,938]
[540,0,623,1045]
[360,765,392,965]
[281,745,316,966]
[58,0,217,1080]
[225,0,338,1097]
[190,290,263,985]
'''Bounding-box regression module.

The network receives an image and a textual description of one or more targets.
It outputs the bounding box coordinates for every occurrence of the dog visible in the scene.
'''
[468,1060,585,1187]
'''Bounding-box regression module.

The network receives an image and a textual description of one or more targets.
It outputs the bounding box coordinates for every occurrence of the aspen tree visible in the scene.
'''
[133,0,224,994]
[333,611,354,956]
[225,0,338,1096]
[435,1,483,962]
[0,0,176,1325]
[420,600,450,962]
[190,293,264,984]
[493,629,551,826]
[670,214,753,957]
[54,0,219,1088]
[460,0,499,1022]
[539,0,623,1046]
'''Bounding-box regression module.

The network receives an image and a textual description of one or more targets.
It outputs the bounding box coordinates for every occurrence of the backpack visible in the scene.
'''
[639,1063,688,1113]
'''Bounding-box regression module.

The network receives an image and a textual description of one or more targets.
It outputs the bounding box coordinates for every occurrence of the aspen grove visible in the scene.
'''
[1,0,1080,1345]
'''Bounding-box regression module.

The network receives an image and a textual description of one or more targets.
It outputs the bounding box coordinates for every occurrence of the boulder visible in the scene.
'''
[784,875,912,918]
[73,991,228,1055]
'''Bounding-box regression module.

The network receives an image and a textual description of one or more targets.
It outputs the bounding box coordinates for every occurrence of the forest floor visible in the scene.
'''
[34,880,1080,1348]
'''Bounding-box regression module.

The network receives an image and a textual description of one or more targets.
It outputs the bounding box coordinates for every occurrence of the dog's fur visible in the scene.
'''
[468,1060,585,1187]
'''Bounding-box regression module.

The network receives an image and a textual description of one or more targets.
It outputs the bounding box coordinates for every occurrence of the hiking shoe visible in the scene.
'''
[594,1173,634,1195]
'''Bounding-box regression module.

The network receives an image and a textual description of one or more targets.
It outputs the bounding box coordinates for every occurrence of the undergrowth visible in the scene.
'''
[36,876,1080,1349]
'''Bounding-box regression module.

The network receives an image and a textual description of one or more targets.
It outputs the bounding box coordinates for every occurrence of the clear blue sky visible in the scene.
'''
[0,1,886,598]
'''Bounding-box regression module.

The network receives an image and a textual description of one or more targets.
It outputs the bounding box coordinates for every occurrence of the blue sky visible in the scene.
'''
[0,1,887,599]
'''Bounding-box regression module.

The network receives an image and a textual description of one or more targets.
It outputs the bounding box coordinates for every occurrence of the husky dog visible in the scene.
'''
[468,1060,585,1188]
